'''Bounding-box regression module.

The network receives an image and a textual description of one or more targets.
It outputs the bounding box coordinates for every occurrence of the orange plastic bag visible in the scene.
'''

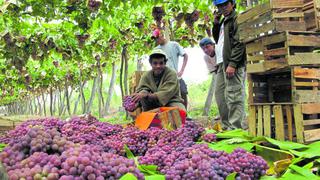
[135,107,186,130]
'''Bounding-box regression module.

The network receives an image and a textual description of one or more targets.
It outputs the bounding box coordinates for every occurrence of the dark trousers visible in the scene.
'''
[140,98,186,112]
[179,79,188,110]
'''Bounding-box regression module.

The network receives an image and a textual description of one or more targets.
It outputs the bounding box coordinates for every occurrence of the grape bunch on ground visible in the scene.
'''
[0,115,268,180]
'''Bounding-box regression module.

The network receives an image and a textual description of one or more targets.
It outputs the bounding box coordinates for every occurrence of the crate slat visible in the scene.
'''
[238,3,271,24]
[293,81,319,86]
[239,0,305,42]
[257,106,263,136]
[248,55,265,62]
[287,33,320,46]
[301,103,320,114]
[274,105,285,141]
[288,53,320,65]
[249,106,257,136]
[247,59,288,73]
[263,105,272,137]
[273,12,304,18]
[272,0,304,8]
[249,104,320,143]
[304,129,320,142]
[247,63,266,74]
[303,0,320,31]
[303,119,320,125]
[293,67,320,79]
[294,90,320,103]
[246,31,320,73]
[285,105,294,141]
[263,32,287,45]
[248,66,320,104]
[264,47,288,57]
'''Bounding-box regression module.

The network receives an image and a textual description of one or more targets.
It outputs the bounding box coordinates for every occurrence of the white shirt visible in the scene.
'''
[156,41,185,72]
[203,54,217,73]
[215,23,224,65]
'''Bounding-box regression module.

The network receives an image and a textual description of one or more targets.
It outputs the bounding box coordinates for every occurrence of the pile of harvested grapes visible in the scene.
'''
[0,115,268,180]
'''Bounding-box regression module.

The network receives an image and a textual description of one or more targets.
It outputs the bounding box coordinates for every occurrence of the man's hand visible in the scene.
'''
[179,53,188,78]
[213,10,222,24]
[131,93,148,103]
[226,66,236,78]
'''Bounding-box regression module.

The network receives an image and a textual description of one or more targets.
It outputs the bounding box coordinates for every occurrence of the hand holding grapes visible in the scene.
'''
[131,93,148,103]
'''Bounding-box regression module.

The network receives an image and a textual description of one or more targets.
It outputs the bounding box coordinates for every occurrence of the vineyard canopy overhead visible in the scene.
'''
[0,0,259,105]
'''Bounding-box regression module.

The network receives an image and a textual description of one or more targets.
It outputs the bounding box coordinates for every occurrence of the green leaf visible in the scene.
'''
[280,171,313,180]
[205,129,217,134]
[145,175,166,180]
[207,140,255,153]
[303,162,314,169]
[250,136,266,142]
[138,165,158,175]
[226,172,237,180]
[288,164,319,179]
[0,143,6,152]
[216,129,250,139]
[139,165,157,172]
[224,138,250,144]
[290,141,320,158]
[260,176,278,180]
[119,173,138,180]
[265,137,308,150]
[255,144,294,175]
[124,144,135,159]
[291,157,304,165]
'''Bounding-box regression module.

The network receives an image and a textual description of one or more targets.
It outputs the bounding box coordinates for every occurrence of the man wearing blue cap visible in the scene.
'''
[212,0,247,130]
[199,37,220,117]
[199,38,217,74]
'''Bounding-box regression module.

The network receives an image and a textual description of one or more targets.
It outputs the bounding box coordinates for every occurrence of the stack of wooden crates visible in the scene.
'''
[239,0,320,143]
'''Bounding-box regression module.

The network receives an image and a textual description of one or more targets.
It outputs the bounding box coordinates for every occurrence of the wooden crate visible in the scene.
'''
[155,108,183,130]
[128,107,142,119]
[238,0,306,42]
[303,0,320,31]
[129,71,146,94]
[248,65,320,104]
[246,31,320,73]
[248,103,320,143]
[135,107,183,130]
[0,118,22,134]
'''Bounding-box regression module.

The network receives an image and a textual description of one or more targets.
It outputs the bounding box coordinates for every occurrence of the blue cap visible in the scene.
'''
[213,0,235,5]
[199,38,215,47]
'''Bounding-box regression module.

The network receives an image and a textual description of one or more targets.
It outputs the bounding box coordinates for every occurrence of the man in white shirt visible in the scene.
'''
[199,38,218,74]
[199,37,228,120]
[152,28,189,110]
